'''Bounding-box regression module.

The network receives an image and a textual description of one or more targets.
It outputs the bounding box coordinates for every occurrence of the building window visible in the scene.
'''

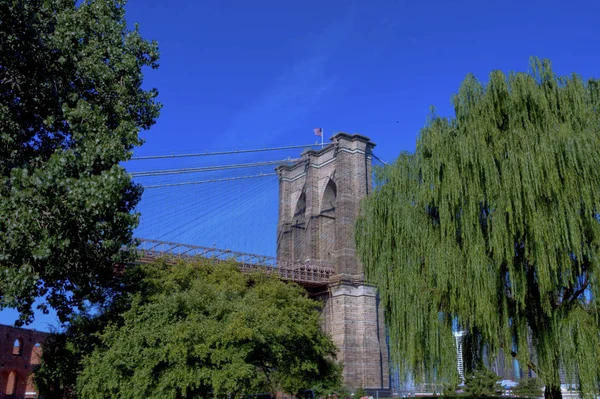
[12,339,22,356]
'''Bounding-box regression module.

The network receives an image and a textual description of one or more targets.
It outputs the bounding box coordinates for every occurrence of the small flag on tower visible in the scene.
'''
[314,127,323,137]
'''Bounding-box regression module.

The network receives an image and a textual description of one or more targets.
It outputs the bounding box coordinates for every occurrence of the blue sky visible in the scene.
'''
[127,0,600,160]
[2,0,600,330]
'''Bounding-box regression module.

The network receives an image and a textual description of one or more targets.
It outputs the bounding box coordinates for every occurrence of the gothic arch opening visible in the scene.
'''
[31,343,42,365]
[319,179,337,262]
[321,179,337,214]
[292,192,306,227]
[12,339,22,356]
[6,371,17,395]
[291,191,306,261]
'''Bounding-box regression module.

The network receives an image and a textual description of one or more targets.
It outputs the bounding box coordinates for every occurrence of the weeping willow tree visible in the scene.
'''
[356,58,600,399]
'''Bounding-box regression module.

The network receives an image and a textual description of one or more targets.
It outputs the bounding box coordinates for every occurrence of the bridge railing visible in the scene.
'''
[135,239,336,286]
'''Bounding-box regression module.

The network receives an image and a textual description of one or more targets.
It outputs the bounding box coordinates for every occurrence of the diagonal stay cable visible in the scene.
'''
[155,175,276,240]
[142,173,277,189]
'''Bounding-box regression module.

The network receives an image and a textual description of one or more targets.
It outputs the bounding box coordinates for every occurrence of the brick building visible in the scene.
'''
[0,325,48,399]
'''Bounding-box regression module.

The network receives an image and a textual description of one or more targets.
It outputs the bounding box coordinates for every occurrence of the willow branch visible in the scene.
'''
[500,343,539,374]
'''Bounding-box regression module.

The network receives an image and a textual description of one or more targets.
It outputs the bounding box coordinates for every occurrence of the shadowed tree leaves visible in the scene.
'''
[48,260,342,399]
[356,58,600,399]
[0,0,160,325]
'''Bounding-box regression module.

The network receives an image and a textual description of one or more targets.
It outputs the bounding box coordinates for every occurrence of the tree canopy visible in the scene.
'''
[41,260,342,399]
[356,58,600,399]
[0,0,160,325]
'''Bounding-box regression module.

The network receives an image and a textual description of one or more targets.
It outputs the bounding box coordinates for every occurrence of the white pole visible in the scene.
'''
[321,127,324,148]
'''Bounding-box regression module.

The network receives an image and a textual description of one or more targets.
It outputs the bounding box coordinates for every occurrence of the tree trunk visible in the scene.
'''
[544,384,562,399]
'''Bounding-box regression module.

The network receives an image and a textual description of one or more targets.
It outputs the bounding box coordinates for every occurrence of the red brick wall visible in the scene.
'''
[0,325,48,399]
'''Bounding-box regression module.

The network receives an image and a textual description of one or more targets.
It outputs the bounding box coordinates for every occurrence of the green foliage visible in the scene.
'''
[463,366,501,398]
[34,319,103,399]
[513,378,543,398]
[442,385,459,397]
[70,260,341,398]
[355,57,600,398]
[34,263,146,398]
[442,379,462,397]
[355,387,367,398]
[0,0,160,325]
[334,386,352,399]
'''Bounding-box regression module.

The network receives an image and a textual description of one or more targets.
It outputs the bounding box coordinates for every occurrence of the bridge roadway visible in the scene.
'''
[136,238,336,287]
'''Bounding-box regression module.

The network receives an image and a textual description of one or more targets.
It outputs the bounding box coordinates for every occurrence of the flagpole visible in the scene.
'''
[321,127,324,148]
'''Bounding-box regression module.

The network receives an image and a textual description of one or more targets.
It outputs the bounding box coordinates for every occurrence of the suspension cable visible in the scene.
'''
[130,143,321,161]
[372,153,388,165]
[131,158,300,177]
[142,173,277,189]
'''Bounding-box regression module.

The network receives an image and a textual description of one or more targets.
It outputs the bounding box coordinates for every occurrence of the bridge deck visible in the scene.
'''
[136,239,335,287]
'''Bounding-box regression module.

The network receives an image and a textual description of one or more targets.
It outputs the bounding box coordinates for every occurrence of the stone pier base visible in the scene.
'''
[321,280,389,390]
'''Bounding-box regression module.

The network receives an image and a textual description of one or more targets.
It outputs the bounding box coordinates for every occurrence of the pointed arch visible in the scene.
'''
[6,371,17,395]
[291,189,307,261]
[319,178,337,261]
[31,343,42,365]
[321,179,337,214]
[12,339,22,356]
[292,191,306,226]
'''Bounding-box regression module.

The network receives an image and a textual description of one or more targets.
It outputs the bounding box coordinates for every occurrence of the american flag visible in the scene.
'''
[314,127,323,136]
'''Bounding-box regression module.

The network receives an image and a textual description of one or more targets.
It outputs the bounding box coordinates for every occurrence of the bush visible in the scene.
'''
[513,378,543,398]
[355,387,367,398]
[442,381,462,397]
[463,366,501,398]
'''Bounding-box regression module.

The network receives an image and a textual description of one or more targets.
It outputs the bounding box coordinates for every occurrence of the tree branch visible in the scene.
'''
[557,273,589,309]
[569,274,589,303]
[500,343,539,374]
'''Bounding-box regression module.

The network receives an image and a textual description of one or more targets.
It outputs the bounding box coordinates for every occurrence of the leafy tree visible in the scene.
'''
[0,0,160,325]
[463,366,501,398]
[34,263,146,398]
[72,260,341,398]
[355,58,600,399]
[513,378,543,398]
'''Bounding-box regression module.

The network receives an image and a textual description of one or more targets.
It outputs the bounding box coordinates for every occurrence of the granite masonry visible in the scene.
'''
[276,133,389,390]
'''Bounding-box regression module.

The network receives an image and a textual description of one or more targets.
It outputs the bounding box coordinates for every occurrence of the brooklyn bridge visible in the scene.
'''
[132,133,390,391]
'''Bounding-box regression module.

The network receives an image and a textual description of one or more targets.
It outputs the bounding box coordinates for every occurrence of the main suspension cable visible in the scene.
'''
[130,143,320,161]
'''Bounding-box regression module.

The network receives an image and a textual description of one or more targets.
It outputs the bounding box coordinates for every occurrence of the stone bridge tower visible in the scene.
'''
[276,133,389,391]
